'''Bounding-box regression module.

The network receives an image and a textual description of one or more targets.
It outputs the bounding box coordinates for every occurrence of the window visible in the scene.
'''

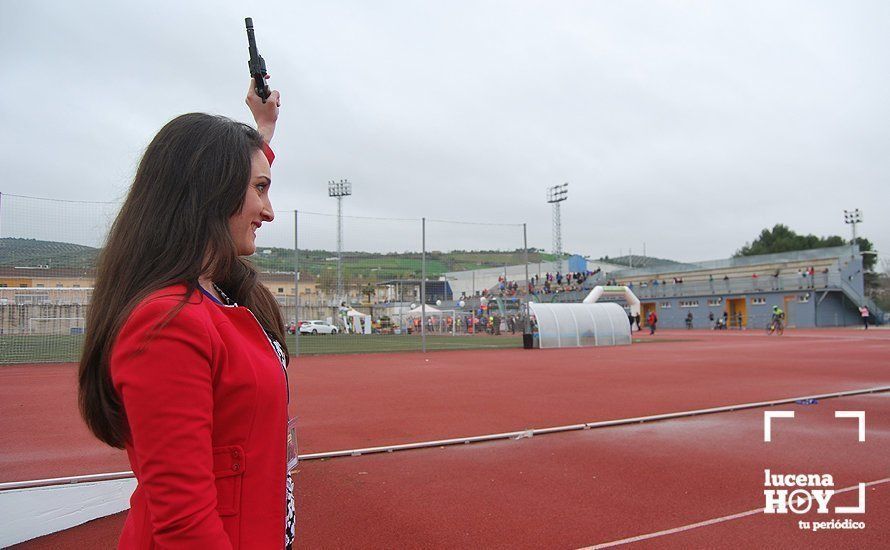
[36,284,45,288]
[751,297,766,305]
[679,300,699,308]
[707,298,723,306]
[798,294,810,303]
[278,287,284,293]
[660,302,672,309]
[56,283,63,288]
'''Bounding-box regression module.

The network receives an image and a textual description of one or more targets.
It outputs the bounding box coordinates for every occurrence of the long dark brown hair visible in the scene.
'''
[79,113,288,449]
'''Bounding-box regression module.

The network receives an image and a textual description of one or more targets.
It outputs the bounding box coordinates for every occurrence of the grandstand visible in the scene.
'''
[447,245,882,330]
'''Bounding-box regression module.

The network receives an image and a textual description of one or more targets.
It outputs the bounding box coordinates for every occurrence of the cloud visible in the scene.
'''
[1,0,887,262]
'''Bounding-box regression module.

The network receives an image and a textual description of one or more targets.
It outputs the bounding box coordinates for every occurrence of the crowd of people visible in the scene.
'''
[526,269,602,296]
[407,312,529,335]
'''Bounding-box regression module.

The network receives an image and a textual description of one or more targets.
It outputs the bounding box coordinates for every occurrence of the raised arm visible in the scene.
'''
[246,75,280,143]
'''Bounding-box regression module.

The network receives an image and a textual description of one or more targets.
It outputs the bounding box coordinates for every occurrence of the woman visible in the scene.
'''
[78,80,296,549]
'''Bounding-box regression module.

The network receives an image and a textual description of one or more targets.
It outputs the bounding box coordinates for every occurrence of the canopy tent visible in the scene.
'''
[529,301,631,348]
[406,304,442,316]
[340,308,372,334]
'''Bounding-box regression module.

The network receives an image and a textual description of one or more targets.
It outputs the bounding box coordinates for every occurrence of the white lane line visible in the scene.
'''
[3,386,888,491]
[580,477,890,549]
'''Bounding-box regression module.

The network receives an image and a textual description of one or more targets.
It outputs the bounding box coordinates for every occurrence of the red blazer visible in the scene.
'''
[111,285,288,549]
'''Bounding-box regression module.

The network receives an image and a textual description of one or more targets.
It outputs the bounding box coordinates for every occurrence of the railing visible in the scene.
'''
[839,278,885,324]
[609,245,859,279]
[625,272,835,300]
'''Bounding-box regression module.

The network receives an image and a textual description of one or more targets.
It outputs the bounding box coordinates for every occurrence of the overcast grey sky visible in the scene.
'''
[1,0,888,263]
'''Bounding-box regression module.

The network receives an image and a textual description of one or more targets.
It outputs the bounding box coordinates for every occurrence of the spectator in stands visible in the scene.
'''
[78,79,296,548]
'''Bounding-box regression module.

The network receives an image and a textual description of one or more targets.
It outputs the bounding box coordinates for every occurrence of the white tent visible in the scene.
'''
[343,308,372,334]
[406,304,442,316]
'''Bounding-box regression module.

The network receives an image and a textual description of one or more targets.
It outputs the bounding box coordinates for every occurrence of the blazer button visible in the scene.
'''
[232,463,240,472]
[232,449,240,458]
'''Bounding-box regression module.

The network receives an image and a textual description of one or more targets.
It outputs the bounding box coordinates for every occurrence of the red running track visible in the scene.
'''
[16,392,890,549]
[2,329,888,483]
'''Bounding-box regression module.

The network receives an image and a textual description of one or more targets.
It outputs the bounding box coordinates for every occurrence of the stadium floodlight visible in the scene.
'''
[843,208,862,244]
[547,183,569,256]
[328,179,352,302]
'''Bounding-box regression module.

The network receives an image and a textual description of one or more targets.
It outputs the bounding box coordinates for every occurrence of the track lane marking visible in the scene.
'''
[3,386,888,491]
[580,478,890,549]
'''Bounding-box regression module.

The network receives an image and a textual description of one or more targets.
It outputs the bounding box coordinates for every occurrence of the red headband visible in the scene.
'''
[262,141,275,166]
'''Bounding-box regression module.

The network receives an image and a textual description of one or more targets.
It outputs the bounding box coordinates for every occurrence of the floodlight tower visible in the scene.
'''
[547,183,569,256]
[843,208,862,244]
[328,179,352,301]
[844,208,863,261]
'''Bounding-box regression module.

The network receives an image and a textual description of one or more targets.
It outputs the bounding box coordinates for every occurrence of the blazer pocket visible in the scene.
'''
[213,445,246,516]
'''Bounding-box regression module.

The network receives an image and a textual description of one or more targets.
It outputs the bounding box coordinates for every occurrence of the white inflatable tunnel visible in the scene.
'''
[529,302,632,348]
[582,285,641,316]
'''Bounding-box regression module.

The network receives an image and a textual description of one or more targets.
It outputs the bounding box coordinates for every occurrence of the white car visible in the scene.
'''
[299,320,338,335]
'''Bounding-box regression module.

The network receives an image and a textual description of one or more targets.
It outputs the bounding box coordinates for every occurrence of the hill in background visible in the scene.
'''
[1,238,566,280]
[0,238,99,269]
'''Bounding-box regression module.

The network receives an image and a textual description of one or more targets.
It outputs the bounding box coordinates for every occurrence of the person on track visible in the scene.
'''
[859,305,870,329]
[647,310,658,335]
[769,305,785,334]
[78,78,297,549]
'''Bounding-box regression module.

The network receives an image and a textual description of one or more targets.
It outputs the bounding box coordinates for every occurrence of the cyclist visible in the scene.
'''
[769,305,785,334]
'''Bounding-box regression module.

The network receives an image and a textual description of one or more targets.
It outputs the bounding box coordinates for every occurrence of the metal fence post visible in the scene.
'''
[294,209,300,357]
[523,223,530,333]
[421,217,426,353]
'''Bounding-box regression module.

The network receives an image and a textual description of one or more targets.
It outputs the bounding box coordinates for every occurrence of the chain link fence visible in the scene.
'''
[1,193,542,363]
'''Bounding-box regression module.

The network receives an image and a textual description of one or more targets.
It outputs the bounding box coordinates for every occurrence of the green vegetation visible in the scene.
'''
[293,334,522,355]
[735,224,876,271]
[1,238,561,281]
[0,334,86,364]
[0,333,523,363]
[0,332,688,364]
[0,238,98,269]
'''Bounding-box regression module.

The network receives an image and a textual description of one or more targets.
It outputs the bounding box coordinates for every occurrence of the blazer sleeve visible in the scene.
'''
[112,300,233,549]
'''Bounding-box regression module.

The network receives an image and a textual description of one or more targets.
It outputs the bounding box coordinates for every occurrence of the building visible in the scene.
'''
[607,245,880,329]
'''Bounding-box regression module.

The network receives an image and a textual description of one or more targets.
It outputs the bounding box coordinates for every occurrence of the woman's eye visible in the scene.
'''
[256,184,267,192]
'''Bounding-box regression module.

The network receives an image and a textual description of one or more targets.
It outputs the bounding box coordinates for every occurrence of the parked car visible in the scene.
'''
[299,320,338,335]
